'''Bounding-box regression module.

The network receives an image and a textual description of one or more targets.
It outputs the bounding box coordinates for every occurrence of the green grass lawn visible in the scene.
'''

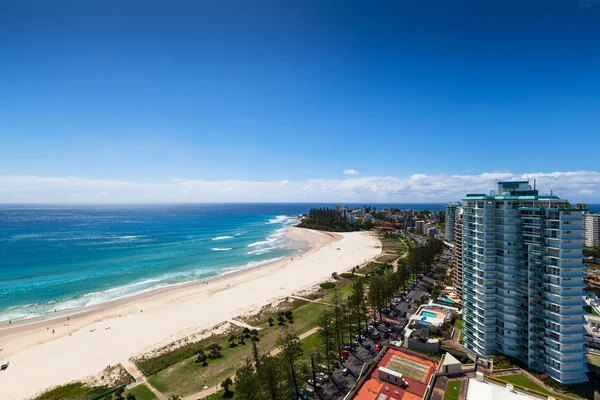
[299,331,323,362]
[453,319,463,329]
[125,384,158,400]
[33,382,111,400]
[443,380,461,400]
[204,389,236,399]
[587,353,600,367]
[321,283,354,303]
[495,374,569,400]
[148,301,327,397]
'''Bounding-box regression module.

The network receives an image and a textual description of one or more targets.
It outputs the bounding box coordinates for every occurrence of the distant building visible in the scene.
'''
[452,210,463,297]
[415,220,427,235]
[347,214,357,223]
[445,202,460,242]
[427,227,437,237]
[361,206,368,217]
[583,212,600,248]
[364,213,374,223]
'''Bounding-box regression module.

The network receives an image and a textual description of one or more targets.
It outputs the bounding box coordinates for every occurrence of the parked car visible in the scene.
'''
[383,332,390,339]
[342,368,350,376]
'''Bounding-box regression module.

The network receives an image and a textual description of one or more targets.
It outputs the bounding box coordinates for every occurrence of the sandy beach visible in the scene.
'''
[0,227,381,400]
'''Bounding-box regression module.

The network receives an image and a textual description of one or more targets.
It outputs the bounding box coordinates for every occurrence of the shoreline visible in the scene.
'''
[0,226,327,344]
[0,227,381,400]
[0,221,314,329]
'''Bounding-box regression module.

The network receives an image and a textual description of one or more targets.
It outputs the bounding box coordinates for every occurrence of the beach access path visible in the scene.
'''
[0,228,381,400]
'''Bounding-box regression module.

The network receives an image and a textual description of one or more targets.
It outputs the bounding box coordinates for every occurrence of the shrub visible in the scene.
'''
[340,273,355,279]
[320,282,336,289]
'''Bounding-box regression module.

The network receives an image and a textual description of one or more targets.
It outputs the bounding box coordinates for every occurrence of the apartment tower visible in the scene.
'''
[445,202,460,242]
[582,212,600,248]
[461,181,588,384]
[452,209,463,297]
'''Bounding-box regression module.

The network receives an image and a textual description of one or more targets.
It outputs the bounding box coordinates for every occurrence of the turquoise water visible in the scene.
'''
[2,201,534,323]
[421,311,437,318]
[0,204,314,322]
[437,296,457,304]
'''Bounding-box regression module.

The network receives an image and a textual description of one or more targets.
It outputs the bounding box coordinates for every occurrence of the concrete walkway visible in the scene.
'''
[289,295,331,306]
[228,319,260,330]
[182,327,321,400]
[121,359,167,400]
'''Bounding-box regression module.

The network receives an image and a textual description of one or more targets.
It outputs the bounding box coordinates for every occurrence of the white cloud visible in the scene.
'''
[0,171,599,203]
[343,169,359,175]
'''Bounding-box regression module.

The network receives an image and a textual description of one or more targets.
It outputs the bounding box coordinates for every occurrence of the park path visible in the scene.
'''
[182,327,321,400]
[392,248,410,273]
[121,359,167,400]
[289,295,331,306]
[228,319,260,330]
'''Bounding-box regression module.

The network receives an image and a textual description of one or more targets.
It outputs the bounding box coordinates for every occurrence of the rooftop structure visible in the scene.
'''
[351,346,438,400]
[466,375,544,400]
[461,181,588,384]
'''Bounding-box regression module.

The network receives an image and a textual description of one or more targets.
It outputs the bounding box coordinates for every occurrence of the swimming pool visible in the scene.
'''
[420,311,437,318]
[438,296,458,304]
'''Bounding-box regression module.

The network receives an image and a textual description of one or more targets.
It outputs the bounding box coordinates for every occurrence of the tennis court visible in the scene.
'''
[386,354,433,383]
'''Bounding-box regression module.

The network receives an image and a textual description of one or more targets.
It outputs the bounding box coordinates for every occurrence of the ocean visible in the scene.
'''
[0,203,445,322]
[2,202,595,323]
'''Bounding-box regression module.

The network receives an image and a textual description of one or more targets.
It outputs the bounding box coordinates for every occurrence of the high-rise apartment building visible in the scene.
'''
[461,181,588,385]
[452,208,463,297]
[583,212,600,248]
[445,202,460,242]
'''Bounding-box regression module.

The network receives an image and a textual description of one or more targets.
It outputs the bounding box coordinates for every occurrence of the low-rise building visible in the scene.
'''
[466,373,544,400]
[350,345,439,400]
[402,327,440,353]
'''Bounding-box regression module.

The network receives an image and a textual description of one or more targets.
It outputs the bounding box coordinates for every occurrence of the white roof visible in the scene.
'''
[466,379,540,400]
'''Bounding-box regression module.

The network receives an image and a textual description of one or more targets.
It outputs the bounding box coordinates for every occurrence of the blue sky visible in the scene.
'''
[1,1,599,202]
